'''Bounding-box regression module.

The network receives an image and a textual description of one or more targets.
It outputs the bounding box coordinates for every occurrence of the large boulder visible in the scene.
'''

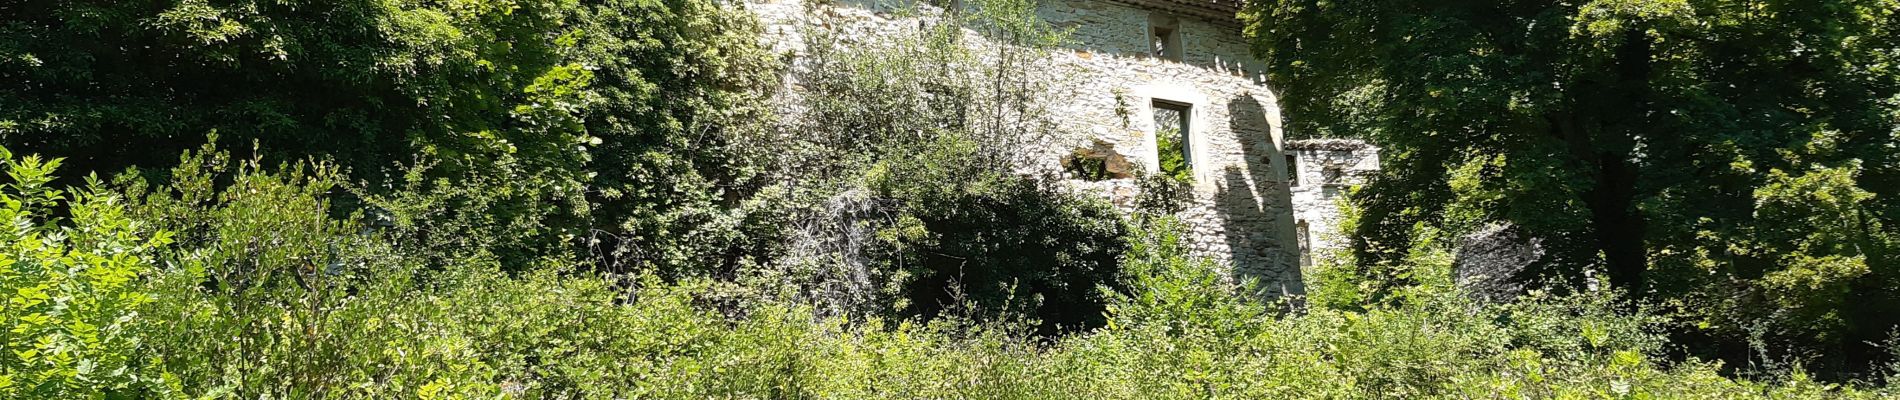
[1452,222,1546,303]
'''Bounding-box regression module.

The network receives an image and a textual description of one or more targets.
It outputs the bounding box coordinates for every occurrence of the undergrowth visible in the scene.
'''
[0,147,1892,399]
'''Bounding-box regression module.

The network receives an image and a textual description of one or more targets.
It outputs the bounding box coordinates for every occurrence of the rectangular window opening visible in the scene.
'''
[1296,220,1312,267]
[1150,16,1182,61]
[1153,100,1192,181]
[1285,154,1300,187]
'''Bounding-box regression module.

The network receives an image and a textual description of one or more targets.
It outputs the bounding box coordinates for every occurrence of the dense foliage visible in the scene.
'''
[1244,0,1900,375]
[0,149,1890,397]
[0,153,171,397]
[1,0,779,272]
[1156,130,1193,183]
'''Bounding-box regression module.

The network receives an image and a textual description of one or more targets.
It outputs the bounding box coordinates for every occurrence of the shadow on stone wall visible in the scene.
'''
[1215,94,1301,297]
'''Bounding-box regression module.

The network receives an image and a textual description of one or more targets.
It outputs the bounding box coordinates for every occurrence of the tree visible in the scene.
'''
[1243,0,1899,373]
[0,0,779,272]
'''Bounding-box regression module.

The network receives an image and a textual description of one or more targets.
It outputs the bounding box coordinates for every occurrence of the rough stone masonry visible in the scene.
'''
[1286,139,1381,268]
[744,0,1377,297]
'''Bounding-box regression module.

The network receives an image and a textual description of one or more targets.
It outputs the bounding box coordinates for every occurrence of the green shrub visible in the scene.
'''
[881,169,1130,336]
[0,149,175,398]
[118,142,438,397]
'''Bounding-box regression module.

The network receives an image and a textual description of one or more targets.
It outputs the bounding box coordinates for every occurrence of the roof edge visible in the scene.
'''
[1104,0,1245,26]
[1286,139,1376,151]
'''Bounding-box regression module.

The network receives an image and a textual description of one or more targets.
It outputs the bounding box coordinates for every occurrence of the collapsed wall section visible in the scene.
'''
[1285,139,1380,268]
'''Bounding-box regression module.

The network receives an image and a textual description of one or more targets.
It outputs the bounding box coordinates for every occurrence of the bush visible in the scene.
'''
[882,170,1130,336]
[0,149,175,398]
[1057,217,1867,399]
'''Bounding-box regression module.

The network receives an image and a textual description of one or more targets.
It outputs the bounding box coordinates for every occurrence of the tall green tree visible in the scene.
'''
[1244,0,1899,372]
[0,0,779,272]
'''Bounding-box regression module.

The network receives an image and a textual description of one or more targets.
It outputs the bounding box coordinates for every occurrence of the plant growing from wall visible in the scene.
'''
[1135,170,1193,215]
[1113,89,1134,128]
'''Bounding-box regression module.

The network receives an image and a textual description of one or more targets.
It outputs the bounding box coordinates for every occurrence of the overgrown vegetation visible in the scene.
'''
[2,149,1892,397]
[757,0,1131,334]
[0,0,1896,397]
[1,0,781,273]
[1245,0,1900,377]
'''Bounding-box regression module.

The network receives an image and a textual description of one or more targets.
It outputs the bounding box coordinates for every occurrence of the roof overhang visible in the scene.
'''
[1106,0,1245,27]
[1286,139,1375,152]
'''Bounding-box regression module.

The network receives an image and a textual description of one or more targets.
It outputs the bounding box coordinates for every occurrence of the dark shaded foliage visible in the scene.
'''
[1244,0,1900,377]
[896,176,1130,336]
[0,0,780,274]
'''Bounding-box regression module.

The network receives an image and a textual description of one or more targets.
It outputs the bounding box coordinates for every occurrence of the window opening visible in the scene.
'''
[1285,154,1300,187]
[1150,16,1182,61]
[1153,100,1192,181]
[1296,220,1312,267]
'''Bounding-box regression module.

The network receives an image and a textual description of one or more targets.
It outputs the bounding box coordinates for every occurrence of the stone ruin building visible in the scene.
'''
[746,0,1378,296]
[1286,139,1381,267]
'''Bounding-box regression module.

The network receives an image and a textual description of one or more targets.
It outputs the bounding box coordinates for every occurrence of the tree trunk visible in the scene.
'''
[1594,27,1653,295]
[1590,154,1647,294]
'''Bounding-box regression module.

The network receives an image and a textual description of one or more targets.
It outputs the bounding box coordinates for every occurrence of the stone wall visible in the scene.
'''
[744,0,1305,295]
[1286,139,1380,267]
